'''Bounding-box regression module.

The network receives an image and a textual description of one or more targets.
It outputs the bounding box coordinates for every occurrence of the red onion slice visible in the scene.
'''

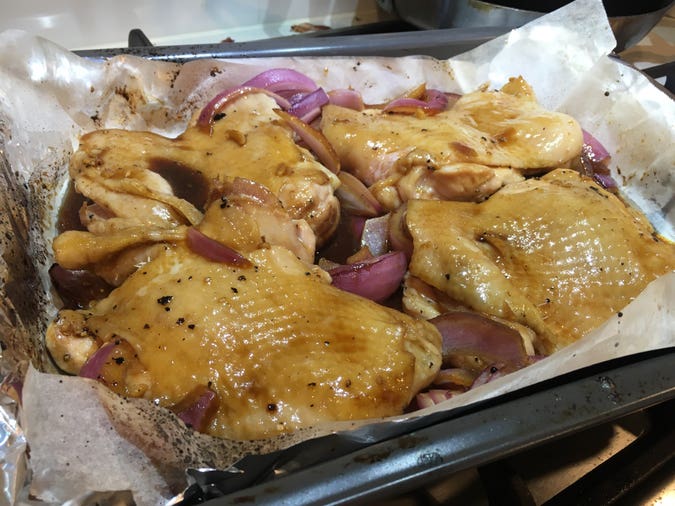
[186,227,252,267]
[582,129,610,163]
[383,88,449,115]
[335,172,382,217]
[79,340,118,380]
[415,389,454,409]
[242,68,318,95]
[49,263,114,309]
[274,109,340,174]
[328,89,364,110]
[173,385,219,432]
[580,129,618,190]
[592,172,618,190]
[430,311,528,373]
[328,251,407,302]
[197,87,292,131]
[288,87,329,123]
[361,214,390,256]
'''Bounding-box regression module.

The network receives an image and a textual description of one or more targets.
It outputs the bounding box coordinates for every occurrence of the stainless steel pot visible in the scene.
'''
[380,0,674,51]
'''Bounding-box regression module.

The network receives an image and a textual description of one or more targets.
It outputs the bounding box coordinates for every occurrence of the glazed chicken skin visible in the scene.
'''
[65,92,340,251]
[320,77,583,210]
[404,169,674,354]
[46,180,442,440]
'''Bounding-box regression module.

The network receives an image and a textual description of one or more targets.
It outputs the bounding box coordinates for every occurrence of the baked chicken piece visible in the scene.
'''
[320,77,583,210]
[55,92,340,282]
[404,169,674,354]
[46,179,442,440]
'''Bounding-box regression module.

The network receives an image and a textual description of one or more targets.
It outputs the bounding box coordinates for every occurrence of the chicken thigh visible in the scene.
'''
[320,77,583,209]
[57,92,340,277]
[404,169,674,354]
[46,179,442,440]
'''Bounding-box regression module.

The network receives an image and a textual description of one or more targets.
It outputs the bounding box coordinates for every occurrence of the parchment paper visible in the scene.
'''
[0,0,673,504]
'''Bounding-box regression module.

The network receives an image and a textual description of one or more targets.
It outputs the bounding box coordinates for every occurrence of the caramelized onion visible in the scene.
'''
[383,88,449,115]
[172,385,219,432]
[186,228,252,267]
[79,341,116,380]
[49,263,114,309]
[288,87,329,123]
[274,109,340,174]
[328,89,364,110]
[335,172,381,217]
[430,311,528,373]
[328,251,407,302]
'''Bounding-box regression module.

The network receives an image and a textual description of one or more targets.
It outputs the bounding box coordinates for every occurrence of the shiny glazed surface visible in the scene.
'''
[405,169,675,353]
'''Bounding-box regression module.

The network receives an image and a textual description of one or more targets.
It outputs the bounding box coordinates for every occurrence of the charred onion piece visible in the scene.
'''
[186,227,252,267]
[274,109,340,174]
[335,172,381,217]
[171,385,219,432]
[328,251,407,302]
[430,311,528,373]
[49,263,114,309]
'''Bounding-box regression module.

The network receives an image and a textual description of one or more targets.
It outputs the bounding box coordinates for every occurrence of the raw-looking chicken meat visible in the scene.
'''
[46,179,442,440]
[403,169,674,354]
[320,77,583,210]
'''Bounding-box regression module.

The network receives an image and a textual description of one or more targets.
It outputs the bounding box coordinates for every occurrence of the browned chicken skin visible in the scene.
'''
[46,74,672,442]
[320,77,583,209]
[60,93,339,265]
[404,169,675,354]
[46,180,442,440]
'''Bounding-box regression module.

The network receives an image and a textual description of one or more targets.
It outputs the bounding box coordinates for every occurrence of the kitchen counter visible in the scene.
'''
[621,5,674,67]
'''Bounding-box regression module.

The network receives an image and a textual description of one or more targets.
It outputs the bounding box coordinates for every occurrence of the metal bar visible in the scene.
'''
[73,27,512,62]
[204,349,675,505]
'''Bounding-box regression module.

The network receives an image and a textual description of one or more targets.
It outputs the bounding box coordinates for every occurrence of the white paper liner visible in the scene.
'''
[0,0,673,504]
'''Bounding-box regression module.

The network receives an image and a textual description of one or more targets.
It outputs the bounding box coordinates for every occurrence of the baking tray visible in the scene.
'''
[59,26,674,504]
[181,348,675,505]
[73,26,512,62]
